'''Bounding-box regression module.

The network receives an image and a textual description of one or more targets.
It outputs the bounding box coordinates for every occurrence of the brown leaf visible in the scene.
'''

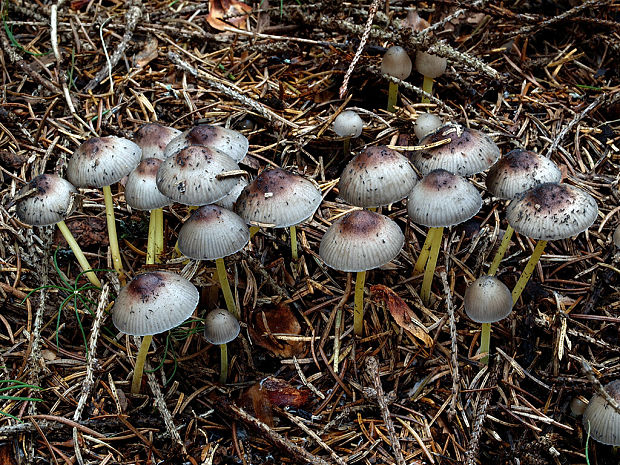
[241,377,311,426]
[133,36,159,68]
[55,217,109,248]
[248,303,305,358]
[206,0,252,32]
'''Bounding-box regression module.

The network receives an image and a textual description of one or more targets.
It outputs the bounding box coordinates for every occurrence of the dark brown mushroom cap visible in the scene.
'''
[203,309,240,345]
[412,123,500,176]
[155,145,241,206]
[112,271,199,336]
[407,169,482,227]
[486,149,562,200]
[319,209,404,272]
[234,168,322,228]
[338,146,417,208]
[178,205,249,260]
[134,123,181,160]
[464,275,513,324]
[506,183,598,241]
[67,136,142,188]
[125,158,172,211]
[16,174,78,226]
[163,124,249,162]
[583,379,620,446]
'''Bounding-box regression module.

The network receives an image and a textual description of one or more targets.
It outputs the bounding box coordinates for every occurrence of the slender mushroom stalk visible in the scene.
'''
[131,334,153,394]
[381,46,412,112]
[420,226,443,304]
[488,225,514,276]
[203,309,240,384]
[216,257,237,319]
[102,185,123,278]
[413,232,434,275]
[290,225,299,261]
[333,110,364,157]
[353,270,366,336]
[56,220,102,287]
[219,344,228,384]
[511,240,547,304]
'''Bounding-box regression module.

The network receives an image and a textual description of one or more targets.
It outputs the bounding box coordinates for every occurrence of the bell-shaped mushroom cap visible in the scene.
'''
[235,168,322,228]
[178,205,249,260]
[381,46,413,80]
[414,113,442,141]
[215,177,248,211]
[506,183,598,241]
[408,169,482,227]
[67,136,142,188]
[16,174,78,226]
[203,308,240,345]
[112,271,199,336]
[339,146,417,208]
[134,123,181,160]
[464,275,513,324]
[583,379,620,446]
[156,145,241,206]
[319,209,404,273]
[163,124,249,162]
[415,51,447,79]
[614,224,620,248]
[486,149,562,200]
[333,110,364,138]
[125,158,172,211]
[412,123,500,176]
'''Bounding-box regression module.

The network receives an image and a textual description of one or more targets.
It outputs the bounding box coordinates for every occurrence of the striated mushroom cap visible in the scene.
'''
[163,124,249,162]
[134,123,181,160]
[381,46,413,80]
[16,174,78,226]
[125,158,172,210]
[464,275,513,324]
[583,379,620,446]
[203,309,240,345]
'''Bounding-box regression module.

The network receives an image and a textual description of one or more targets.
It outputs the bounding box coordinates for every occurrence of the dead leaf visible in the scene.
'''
[404,10,430,32]
[248,303,305,358]
[133,36,159,68]
[206,0,252,31]
[241,377,311,426]
[371,284,433,347]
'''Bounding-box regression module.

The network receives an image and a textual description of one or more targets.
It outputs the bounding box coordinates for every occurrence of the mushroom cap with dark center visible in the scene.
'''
[16,174,78,226]
[234,168,322,228]
[338,146,417,208]
[178,205,249,260]
[412,123,500,176]
[125,158,172,211]
[134,123,181,160]
[486,149,562,200]
[203,309,240,345]
[163,124,249,162]
[415,51,447,79]
[156,145,241,206]
[381,46,412,80]
[407,169,482,228]
[67,136,142,188]
[112,271,199,336]
[333,110,364,138]
[583,379,620,446]
[464,275,513,324]
[506,183,598,241]
[319,209,404,273]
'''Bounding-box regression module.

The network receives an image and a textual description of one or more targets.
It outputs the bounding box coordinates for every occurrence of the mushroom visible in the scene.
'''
[15,174,101,287]
[415,51,447,103]
[177,205,249,319]
[67,136,142,282]
[414,113,443,141]
[333,110,364,156]
[134,123,181,160]
[319,209,404,336]
[381,46,412,112]
[203,308,240,383]
[163,123,249,163]
[112,271,199,394]
[464,275,512,364]
[507,182,598,304]
[583,379,620,446]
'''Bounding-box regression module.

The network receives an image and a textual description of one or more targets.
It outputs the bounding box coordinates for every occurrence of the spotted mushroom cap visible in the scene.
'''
[234,168,322,228]
[112,271,199,336]
[134,123,182,160]
[381,46,412,80]
[339,146,417,208]
[506,183,598,241]
[583,379,620,446]
[408,169,482,228]
[16,174,78,226]
[67,136,142,188]
[156,145,241,206]
[412,123,500,176]
[203,309,241,345]
[125,158,172,211]
[486,149,562,200]
[319,209,404,273]
[333,110,364,138]
[163,124,249,162]
[464,275,513,324]
[415,51,447,79]
[178,205,249,260]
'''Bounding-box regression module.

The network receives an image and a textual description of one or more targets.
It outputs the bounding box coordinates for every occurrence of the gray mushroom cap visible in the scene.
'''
[16,174,78,226]
[67,136,142,188]
[381,46,412,80]
[155,145,241,206]
[506,183,598,241]
[134,123,181,160]
[125,158,173,211]
[163,124,249,162]
[415,51,447,79]
[464,275,513,324]
[234,168,322,228]
[414,113,442,141]
[112,271,199,336]
[583,379,620,446]
[486,149,562,200]
[407,169,482,228]
[214,176,249,211]
[333,110,364,138]
[319,209,404,273]
[203,308,240,345]
[412,123,500,176]
[339,146,417,208]
[178,205,249,260]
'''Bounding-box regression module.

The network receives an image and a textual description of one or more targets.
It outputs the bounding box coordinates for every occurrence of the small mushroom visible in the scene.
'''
[134,123,181,160]
[583,379,620,446]
[333,110,364,156]
[414,113,442,141]
[415,51,447,102]
[381,46,412,112]
[203,309,240,383]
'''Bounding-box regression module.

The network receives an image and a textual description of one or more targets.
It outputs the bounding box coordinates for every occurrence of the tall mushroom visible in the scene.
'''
[381,46,412,112]
[203,308,240,383]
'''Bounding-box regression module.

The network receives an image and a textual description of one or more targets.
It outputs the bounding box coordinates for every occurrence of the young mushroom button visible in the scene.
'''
[381,45,412,112]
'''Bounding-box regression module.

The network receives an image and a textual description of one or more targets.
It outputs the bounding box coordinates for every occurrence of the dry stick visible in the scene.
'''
[581,357,620,416]
[464,364,499,465]
[439,268,459,419]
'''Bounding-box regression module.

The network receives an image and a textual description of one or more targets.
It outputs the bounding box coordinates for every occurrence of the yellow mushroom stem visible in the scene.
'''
[102,185,124,284]
[353,270,367,336]
[56,220,101,288]
[414,231,434,275]
[488,225,514,276]
[131,334,152,394]
[219,343,228,384]
[512,240,547,304]
[387,81,399,113]
[216,257,238,319]
[146,210,156,265]
[343,138,351,157]
[422,76,434,104]
[421,226,443,305]
[153,207,164,263]
[290,225,298,260]
[249,226,259,238]
[479,323,491,365]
